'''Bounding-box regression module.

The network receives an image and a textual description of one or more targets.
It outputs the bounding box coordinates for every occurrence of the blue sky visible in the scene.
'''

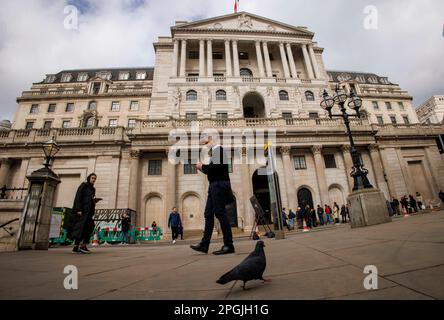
[0,0,443,120]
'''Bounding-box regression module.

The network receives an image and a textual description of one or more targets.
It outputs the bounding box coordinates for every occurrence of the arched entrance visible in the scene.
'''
[145,195,164,228]
[243,92,265,118]
[328,185,345,207]
[252,169,272,225]
[298,188,314,209]
[181,194,202,230]
[226,196,239,228]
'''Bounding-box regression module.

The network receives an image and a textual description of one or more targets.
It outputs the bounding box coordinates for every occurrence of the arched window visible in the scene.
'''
[186,90,197,101]
[85,116,94,128]
[240,68,253,77]
[305,91,315,102]
[88,101,97,110]
[216,90,227,101]
[279,90,289,101]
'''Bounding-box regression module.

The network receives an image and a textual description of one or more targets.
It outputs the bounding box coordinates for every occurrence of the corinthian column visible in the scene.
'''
[286,43,298,79]
[302,44,314,79]
[128,150,141,223]
[199,40,205,78]
[165,149,177,217]
[179,39,187,77]
[225,40,232,77]
[207,40,213,78]
[0,158,12,188]
[312,145,329,206]
[255,41,265,78]
[280,147,296,209]
[368,144,390,198]
[232,40,240,77]
[172,40,179,77]
[262,42,273,77]
[308,45,320,79]
[341,145,354,193]
[279,42,291,79]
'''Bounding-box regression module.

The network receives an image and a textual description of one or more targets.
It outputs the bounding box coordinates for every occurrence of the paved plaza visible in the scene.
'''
[0,211,443,300]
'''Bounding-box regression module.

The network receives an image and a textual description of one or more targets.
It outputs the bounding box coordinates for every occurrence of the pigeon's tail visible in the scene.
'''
[216,272,234,285]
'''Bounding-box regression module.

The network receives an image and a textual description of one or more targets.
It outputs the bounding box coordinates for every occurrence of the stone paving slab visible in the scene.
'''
[0,211,443,300]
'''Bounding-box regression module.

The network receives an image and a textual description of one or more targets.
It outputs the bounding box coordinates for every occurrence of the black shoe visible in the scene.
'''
[72,246,80,254]
[213,246,235,255]
[79,246,91,254]
[190,244,208,254]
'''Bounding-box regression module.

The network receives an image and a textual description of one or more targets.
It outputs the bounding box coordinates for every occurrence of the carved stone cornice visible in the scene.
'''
[341,145,351,154]
[368,144,380,153]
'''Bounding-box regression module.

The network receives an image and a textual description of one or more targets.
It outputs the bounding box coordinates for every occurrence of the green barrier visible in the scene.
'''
[135,227,163,241]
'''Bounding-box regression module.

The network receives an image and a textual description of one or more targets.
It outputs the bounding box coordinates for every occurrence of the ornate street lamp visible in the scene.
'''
[321,85,373,191]
[42,136,60,169]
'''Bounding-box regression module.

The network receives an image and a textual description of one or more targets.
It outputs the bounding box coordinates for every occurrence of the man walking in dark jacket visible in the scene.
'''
[168,207,182,244]
[191,135,235,255]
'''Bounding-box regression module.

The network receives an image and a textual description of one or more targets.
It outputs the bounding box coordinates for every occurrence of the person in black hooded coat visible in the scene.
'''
[68,173,100,254]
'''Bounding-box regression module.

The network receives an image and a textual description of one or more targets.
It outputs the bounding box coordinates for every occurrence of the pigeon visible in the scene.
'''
[216,241,269,290]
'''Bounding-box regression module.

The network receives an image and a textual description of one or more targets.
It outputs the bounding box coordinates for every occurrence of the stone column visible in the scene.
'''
[302,44,314,79]
[225,39,232,77]
[308,45,320,79]
[280,147,296,210]
[207,39,213,78]
[262,42,273,77]
[128,150,141,220]
[368,144,390,198]
[241,148,254,230]
[0,158,12,187]
[255,41,265,78]
[165,151,177,217]
[312,145,329,206]
[341,145,354,193]
[199,39,205,78]
[286,43,298,79]
[179,39,187,77]
[279,42,291,79]
[172,39,179,77]
[232,40,240,77]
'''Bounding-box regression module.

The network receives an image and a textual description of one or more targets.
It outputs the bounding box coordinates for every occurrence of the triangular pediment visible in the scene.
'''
[172,12,314,36]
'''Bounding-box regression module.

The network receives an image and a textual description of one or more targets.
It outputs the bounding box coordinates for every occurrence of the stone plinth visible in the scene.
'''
[347,188,391,228]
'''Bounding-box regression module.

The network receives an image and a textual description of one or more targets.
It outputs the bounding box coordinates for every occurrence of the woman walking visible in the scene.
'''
[70,173,101,254]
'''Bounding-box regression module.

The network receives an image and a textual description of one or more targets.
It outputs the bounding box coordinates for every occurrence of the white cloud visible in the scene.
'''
[0,0,443,119]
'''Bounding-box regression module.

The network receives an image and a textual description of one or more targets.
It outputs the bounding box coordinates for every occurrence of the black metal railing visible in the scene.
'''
[0,186,28,200]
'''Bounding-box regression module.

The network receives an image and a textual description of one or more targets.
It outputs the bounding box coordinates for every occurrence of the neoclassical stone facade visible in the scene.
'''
[1,12,443,234]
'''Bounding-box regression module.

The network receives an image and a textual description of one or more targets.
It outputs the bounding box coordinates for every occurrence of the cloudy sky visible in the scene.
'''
[0,0,443,120]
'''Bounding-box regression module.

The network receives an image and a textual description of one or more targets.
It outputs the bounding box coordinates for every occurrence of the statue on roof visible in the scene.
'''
[238,14,253,29]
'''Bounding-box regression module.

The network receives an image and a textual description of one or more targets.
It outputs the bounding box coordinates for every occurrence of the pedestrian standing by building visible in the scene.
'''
[386,200,394,217]
[325,205,333,225]
[303,205,312,228]
[400,196,408,214]
[191,134,235,255]
[168,207,182,244]
[282,208,289,230]
[340,205,348,223]
[296,207,303,229]
[310,208,318,228]
[409,195,418,213]
[333,203,340,224]
[416,192,424,211]
[121,212,131,245]
[392,197,400,216]
[69,173,102,254]
[317,205,325,226]
[288,209,296,230]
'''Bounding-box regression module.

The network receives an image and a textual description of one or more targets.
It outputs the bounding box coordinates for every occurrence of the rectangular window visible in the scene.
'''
[119,72,130,80]
[186,112,198,120]
[62,121,71,129]
[47,104,56,113]
[188,51,199,59]
[128,119,137,128]
[30,104,39,114]
[309,112,319,119]
[213,52,223,60]
[372,101,379,109]
[293,156,307,170]
[108,119,118,127]
[398,102,405,111]
[61,73,72,82]
[403,116,409,124]
[376,116,384,125]
[93,83,101,95]
[390,116,397,124]
[324,154,337,169]
[239,52,249,60]
[136,72,146,80]
[216,112,228,119]
[77,73,88,82]
[43,121,52,129]
[130,101,139,111]
[25,122,34,130]
[282,112,293,119]
[184,161,198,175]
[111,101,120,112]
[65,103,74,112]
[385,102,392,110]
[148,160,162,176]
